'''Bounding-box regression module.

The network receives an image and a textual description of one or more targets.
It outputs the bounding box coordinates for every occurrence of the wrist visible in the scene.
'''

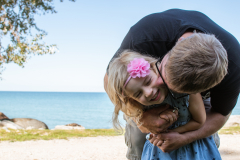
[182,130,199,145]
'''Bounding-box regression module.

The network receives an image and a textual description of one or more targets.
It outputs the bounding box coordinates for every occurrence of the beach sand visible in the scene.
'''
[0,134,239,160]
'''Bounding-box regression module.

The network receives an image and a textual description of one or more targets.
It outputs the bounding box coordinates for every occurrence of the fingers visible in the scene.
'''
[167,113,174,123]
[149,134,157,143]
[173,109,179,118]
[172,110,178,122]
[155,133,164,139]
[149,135,164,147]
[148,134,164,146]
[157,140,164,147]
[159,114,170,122]
[153,139,163,146]
[159,108,178,124]
[151,137,157,145]
[169,109,178,122]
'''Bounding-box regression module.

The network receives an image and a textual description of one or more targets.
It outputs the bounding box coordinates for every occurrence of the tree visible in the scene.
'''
[0,0,74,70]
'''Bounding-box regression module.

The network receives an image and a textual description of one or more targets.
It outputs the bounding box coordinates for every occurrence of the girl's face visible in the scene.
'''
[125,69,168,106]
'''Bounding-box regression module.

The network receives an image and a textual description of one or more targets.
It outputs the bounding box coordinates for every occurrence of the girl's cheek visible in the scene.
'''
[140,98,148,105]
[156,76,162,85]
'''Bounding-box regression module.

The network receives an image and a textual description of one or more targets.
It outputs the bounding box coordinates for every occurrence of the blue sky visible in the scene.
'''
[0,0,240,92]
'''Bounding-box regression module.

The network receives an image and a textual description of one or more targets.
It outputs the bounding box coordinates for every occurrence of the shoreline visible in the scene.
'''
[0,116,239,159]
[0,134,239,160]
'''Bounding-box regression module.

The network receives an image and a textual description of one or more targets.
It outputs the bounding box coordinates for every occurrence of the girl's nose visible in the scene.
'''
[144,87,152,98]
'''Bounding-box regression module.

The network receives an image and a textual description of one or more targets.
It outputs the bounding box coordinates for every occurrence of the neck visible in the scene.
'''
[178,32,194,41]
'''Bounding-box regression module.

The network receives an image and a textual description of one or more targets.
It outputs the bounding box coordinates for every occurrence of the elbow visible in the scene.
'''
[193,120,205,131]
[193,115,206,129]
[198,116,206,128]
[198,121,205,128]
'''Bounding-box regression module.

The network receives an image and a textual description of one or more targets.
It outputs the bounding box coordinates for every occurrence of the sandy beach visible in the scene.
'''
[0,134,239,160]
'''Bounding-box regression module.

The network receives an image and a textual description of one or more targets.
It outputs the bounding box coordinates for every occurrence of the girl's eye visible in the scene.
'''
[136,92,142,98]
[146,78,151,85]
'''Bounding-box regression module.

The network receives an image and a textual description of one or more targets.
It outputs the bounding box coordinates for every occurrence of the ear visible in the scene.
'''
[178,37,185,42]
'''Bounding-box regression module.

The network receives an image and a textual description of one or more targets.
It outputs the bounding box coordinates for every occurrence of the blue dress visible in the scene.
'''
[141,94,222,160]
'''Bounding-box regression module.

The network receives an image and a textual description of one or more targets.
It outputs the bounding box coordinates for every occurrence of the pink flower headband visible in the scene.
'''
[123,58,150,89]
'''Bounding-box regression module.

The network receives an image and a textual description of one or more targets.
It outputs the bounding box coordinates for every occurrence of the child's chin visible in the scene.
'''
[150,101,159,105]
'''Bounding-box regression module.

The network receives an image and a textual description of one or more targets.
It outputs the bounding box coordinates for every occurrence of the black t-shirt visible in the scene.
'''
[108,9,240,116]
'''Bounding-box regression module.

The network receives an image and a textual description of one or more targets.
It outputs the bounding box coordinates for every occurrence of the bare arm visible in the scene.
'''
[183,108,230,144]
[156,109,230,152]
[171,93,206,133]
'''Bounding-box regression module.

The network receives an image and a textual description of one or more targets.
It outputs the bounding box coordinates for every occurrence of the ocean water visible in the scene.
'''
[0,92,125,129]
[0,91,239,129]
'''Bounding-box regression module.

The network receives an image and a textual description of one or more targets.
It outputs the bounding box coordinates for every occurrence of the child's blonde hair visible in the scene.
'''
[107,50,158,130]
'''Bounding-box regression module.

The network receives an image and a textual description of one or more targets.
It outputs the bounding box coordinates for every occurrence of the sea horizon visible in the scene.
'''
[0,91,239,130]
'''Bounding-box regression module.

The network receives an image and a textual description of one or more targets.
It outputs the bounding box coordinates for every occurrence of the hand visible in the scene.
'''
[153,132,188,152]
[148,134,165,149]
[137,124,150,133]
[159,107,178,123]
[140,104,178,134]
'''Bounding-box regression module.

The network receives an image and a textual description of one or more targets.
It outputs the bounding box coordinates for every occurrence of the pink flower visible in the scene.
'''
[127,58,150,78]
[122,58,151,92]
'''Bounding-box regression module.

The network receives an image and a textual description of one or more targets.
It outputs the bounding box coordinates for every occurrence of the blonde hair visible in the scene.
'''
[166,33,228,93]
[107,50,158,130]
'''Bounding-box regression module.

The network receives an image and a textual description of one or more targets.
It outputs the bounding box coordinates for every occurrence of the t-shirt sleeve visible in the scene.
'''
[210,62,240,115]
